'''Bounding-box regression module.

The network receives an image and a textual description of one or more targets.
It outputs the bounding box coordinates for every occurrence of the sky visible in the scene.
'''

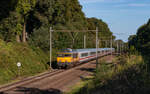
[79,0,150,42]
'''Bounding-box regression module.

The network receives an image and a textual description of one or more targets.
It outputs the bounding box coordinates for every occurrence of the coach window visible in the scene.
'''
[90,52,96,55]
[81,53,88,57]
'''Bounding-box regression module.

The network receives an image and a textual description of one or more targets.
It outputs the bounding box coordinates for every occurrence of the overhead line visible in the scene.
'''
[53,30,97,32]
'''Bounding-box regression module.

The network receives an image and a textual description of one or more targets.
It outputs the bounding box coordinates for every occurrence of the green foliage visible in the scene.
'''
[29,25,50,51]
[0,40,49,84]
[0,0,113,49]
[0,12,20,41]
[16,0,36,16]
[136,20,150,56]
[0,0,115,85]
[87,18,114,48]
[27,0,88,50]
[29,0,114,50]
[15,0,36,24]
[68,55,150,94]
[0,0,37,42]
[87,18,113,37]
[129,19,150,60]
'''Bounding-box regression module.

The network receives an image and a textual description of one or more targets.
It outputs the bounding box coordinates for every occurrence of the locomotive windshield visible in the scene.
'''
[57,54,72,57]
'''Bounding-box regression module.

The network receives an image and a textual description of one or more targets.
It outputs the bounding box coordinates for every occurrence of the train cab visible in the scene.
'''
[57,51,78,68]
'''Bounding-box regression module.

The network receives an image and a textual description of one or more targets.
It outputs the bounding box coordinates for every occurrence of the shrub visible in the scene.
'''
[0,39,49,84]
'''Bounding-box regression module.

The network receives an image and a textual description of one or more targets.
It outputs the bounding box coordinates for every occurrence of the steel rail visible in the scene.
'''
[0,69,64,92]
[0,52,115,93]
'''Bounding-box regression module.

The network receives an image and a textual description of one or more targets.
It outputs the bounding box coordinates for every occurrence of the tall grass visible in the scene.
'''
[68,55,150,94]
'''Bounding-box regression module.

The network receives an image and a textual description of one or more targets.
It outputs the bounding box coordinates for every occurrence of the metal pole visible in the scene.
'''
[105,40,107,54]
[111,36,113,57]
[105,40,106,45]
[50,27,52,69]
[18,67,20,77]
[84,34,86,48]
[98,40,100,48]
[117,41,119,53]
[122,43,124,54]
[96,27,98,69]
[120,43,122,55]
[120,42,121,55]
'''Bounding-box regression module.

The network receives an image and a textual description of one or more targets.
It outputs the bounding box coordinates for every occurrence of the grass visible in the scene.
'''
[67,76,94,94]
[0,39,49,85]
[67,55,150,94]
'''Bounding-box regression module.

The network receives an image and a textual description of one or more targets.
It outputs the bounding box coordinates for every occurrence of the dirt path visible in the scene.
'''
[2,55,114,94]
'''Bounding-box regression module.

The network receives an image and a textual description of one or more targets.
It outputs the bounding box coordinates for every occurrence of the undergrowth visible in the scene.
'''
[0,39,49,85]
[68,55,150,94]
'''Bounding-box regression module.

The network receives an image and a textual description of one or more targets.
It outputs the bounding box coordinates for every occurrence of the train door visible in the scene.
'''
[73,53,78,65]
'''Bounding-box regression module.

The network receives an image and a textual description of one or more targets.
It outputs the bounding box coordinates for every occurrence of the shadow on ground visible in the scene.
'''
[47,61,58,69]
[0,87,62,94]
[77,68,96,73]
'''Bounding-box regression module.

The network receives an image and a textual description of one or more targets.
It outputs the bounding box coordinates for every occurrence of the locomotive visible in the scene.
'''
[57,48,115,68]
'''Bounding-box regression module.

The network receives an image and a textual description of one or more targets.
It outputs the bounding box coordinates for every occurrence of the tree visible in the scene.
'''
[29,0,88,50]
[129,19,150,59]
[136,19,150,56]
[87,18,114,48]
[0,0,114,51]
[0,12,22,42]
[15,0,36,42]
[128,35,137,49]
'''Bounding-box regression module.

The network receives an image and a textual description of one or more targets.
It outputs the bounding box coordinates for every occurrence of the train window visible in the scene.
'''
[64,54,72,57]
[81,53,88,57]
[98,51,101,53]
[57,54,72,57]
[90,52,96,55]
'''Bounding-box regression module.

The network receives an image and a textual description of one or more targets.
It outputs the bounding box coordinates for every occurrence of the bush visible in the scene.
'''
[68,55,150,94]
[0,39,49,85]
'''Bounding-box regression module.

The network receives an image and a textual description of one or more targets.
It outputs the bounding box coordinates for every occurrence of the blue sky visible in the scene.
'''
[79,0,150,42]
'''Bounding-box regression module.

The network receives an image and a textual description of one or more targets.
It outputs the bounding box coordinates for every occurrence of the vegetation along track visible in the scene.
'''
[0,59,94,92]
[0,53,115,93]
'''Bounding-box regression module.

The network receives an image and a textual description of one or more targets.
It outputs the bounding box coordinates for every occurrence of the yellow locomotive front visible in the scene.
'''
[57,52,78,68]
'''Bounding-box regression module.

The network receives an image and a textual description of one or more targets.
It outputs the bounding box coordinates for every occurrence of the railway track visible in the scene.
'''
[0,53,115,93]
[0,69,64,92]
[0,61,92,93]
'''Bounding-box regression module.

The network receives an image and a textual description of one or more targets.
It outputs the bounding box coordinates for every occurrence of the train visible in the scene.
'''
[57,48,115,68]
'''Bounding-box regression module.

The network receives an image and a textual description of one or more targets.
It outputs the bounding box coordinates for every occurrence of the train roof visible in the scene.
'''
[59,48,114,53]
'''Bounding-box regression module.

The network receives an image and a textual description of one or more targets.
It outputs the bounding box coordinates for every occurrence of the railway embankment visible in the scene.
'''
[68,55,150,94]
[0,39,49,85]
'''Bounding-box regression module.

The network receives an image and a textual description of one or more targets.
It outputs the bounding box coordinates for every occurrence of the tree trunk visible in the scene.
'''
[16,35,21,43]
[22,21,26,43]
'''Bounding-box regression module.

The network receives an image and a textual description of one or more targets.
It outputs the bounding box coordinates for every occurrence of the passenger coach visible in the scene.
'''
[57,48,115,68]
